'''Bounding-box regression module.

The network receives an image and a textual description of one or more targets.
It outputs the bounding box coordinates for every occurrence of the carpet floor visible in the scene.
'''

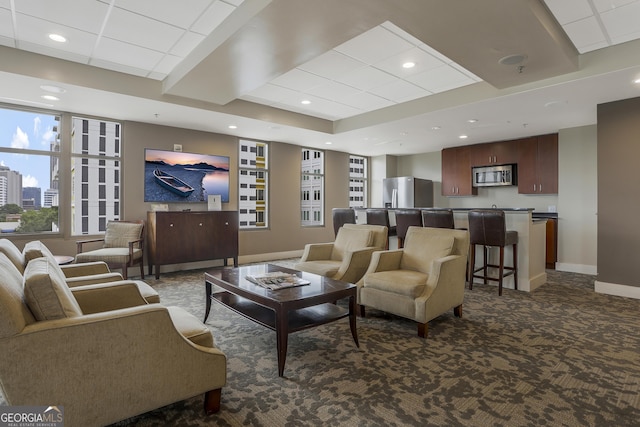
[3,262,640,426]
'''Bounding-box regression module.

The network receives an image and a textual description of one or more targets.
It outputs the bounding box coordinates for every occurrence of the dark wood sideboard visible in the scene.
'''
[147,210,239,279]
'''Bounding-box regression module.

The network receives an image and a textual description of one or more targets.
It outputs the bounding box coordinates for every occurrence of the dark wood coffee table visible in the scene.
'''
[204,264,359,377]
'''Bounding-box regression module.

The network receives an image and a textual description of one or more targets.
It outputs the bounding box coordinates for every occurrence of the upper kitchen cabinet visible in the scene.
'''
[442,146,477,196]
[517,134,558,194]
[470,140,518,166]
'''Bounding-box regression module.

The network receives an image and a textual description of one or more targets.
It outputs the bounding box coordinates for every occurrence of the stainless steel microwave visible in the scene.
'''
[472,164,516,187]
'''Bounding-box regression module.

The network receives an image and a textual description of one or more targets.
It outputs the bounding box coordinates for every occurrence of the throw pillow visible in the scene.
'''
[24,257,82,321]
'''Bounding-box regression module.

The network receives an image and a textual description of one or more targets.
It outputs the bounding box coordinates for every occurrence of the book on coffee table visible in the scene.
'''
[245,271,310,290]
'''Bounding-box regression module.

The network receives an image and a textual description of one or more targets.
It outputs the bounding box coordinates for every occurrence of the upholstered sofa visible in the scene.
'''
[359,226,470,338]
[295,224,388,284]
[0,251,226,427]
[0,238,159,304]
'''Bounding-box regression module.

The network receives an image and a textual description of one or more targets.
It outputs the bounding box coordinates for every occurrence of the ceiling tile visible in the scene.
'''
[15,14,97,56]
[0,35,13,47]
[600,1,640,42]
[104,7,185,52]
[339,91,395,111]
[563,16,608,53]
[298,51,365,80]
[407,65,475,93]
[335,25,414,65]
[92,36,164,71]
[304,80,362,103]
[222,0,245,6]
[336,66,396,91]
[16,40,91,64]
[592,0,638,13]
[107,0,213,29]
[373,47,445,78]
[543,0,594,25]
[15,0,108,34]
[368,79,429,103]
[0,8,13,39]
[270,69,330,92]
[192,1,236,35]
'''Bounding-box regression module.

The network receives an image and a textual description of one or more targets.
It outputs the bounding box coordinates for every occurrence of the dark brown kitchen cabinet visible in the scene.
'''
[442,146,477,196]
[517,134,558,194]
[470,140,518,166]
[147,210,238,278]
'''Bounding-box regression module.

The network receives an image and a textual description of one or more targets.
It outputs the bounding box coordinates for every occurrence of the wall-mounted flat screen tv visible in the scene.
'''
[144,148,230,203]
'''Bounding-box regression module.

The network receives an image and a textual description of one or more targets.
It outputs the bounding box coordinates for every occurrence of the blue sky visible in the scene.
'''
[0,107,59,202]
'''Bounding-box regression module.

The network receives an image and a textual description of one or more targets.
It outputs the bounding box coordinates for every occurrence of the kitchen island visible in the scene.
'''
[356,208,546,292]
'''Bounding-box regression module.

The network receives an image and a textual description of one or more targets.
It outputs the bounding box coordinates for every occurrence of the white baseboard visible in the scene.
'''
[595,281,640,300]
[555,262,597,275]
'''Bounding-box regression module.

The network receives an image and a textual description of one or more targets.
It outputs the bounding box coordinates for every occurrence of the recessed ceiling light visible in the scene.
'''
[431,126,441,130]
[325,141,332,145]
[467,119,478,123]
[459,135,468,139]
[634,78,640,84]
[41,95,59,101]
[402,62,415,69]
[228,125,237,129]
[48,33,67,43]
[301,100,311,105]
[40,85,66,94]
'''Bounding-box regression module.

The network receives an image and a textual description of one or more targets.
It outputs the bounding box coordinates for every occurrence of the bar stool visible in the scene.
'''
[468,209,518,296]
[394,209,422,248]
[422,209,455,229]
[331,208,356,236]
[366,208,395,249]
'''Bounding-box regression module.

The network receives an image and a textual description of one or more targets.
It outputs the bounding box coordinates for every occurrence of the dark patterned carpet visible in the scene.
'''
[4,261,640,426]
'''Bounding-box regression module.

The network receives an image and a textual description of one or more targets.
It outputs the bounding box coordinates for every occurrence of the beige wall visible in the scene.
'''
[557,125,597,274]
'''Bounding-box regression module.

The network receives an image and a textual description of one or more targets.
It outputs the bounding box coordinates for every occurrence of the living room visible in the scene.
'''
[1,1,640,425]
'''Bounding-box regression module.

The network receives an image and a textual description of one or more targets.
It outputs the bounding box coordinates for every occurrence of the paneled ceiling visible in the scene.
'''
[1,0,640,156]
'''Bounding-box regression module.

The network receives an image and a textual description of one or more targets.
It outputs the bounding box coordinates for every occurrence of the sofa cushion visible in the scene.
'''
[400,230,454,274]
[331,227,373,261]
[22,240,56,264]
[294,260,341,278]
[24,257,82,321]
[104,221,143,248]
[364,270,429,298]
[0,239,27,274]
[75,248,143,264]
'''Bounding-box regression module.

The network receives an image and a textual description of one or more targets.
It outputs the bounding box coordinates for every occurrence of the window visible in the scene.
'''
[0,106,60,234]
[238,139,268,228]
[301,148,324,226]
[349,155,367,208]
[71,117,122,235]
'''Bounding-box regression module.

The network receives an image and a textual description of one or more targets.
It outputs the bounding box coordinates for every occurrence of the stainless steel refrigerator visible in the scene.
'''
[383,177,434,208]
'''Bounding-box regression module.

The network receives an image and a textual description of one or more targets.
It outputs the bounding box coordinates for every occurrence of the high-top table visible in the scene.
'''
[204,264,359,377]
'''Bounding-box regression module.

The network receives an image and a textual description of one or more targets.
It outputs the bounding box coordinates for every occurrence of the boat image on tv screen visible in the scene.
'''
[144,148,230,203]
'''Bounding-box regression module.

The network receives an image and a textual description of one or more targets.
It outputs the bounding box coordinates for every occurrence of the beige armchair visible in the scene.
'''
[359,226,469,338]
[75,220,145,279]
[0,238,159,304]
[295,224,388,284]
[0,253,226,427]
